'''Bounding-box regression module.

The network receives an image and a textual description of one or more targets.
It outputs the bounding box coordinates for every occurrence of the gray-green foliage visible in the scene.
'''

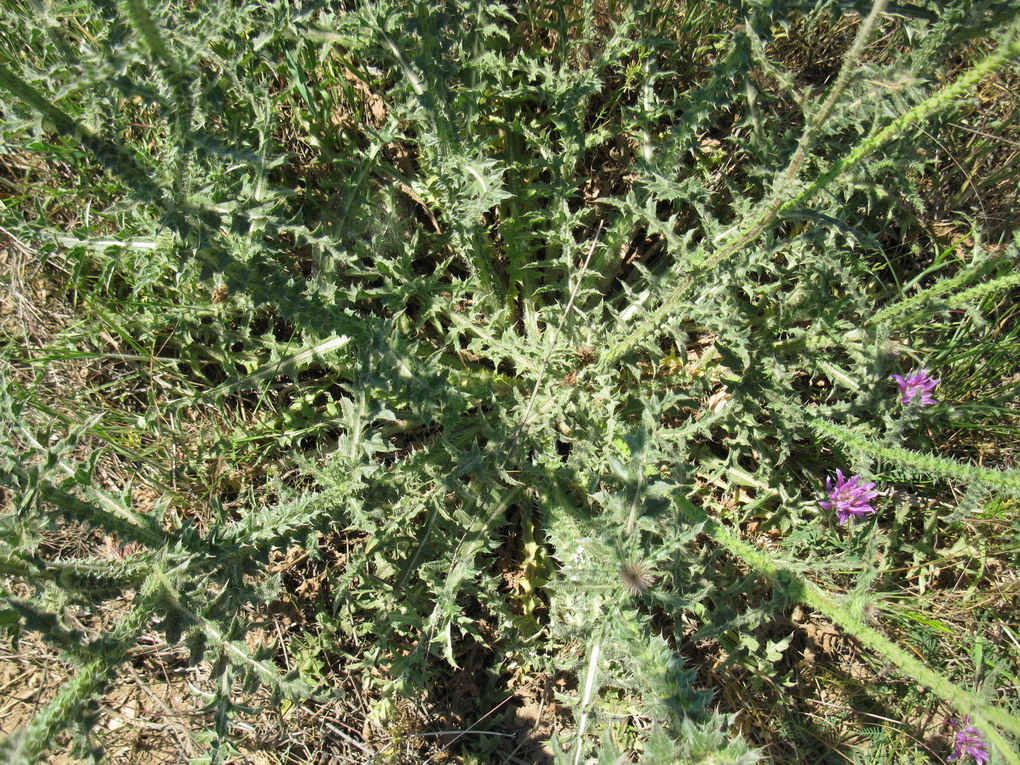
[1,0,1019,761]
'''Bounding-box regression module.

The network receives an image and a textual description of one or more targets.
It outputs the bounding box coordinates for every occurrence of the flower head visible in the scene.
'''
[891,368,940,407]
[619,559,656,596]
[948,716,989,765]
[819,470,880,525]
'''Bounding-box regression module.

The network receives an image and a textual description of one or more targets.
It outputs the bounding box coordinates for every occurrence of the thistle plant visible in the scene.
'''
[1,0,1019,762]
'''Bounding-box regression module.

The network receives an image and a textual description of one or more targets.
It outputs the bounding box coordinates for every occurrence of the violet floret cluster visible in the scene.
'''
[819,469,880,525]
[948,716,989,765]
[891,367,940,407]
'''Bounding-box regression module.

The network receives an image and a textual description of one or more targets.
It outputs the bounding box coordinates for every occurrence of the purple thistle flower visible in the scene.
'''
[948,716,989,765]
[819,469,880,525]
[891,368,940,407]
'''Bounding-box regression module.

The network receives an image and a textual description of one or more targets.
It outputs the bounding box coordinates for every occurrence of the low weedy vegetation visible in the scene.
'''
[1,0,1019,762]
